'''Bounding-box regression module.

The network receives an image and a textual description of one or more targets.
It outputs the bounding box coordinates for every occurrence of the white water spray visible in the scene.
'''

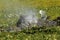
[39,10,47,20]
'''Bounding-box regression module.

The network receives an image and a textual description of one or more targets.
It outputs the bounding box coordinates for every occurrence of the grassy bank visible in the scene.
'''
[0,0,60,40]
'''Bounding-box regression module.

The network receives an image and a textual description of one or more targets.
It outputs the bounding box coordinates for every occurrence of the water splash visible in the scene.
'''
[16,7,38,29]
